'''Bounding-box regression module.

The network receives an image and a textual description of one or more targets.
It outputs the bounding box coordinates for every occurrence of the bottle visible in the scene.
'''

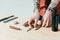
[52,7,58,32]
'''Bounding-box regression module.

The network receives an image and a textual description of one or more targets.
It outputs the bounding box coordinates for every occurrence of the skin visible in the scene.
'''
[28,9,40,28]
[10,0,60,31]
[42,0,60,27]
[28,0,40,28]
[28,0,60,28]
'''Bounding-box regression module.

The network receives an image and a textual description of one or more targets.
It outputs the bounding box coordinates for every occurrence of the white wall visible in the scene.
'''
[0,0,34,18]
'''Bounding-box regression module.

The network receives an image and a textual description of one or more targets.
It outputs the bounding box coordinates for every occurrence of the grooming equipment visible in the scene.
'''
[0,15,14,22]
[3,17,18,23]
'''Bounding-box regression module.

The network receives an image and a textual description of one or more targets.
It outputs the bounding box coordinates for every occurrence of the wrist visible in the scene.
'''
[34,9,40,14]
[48,7,57,14]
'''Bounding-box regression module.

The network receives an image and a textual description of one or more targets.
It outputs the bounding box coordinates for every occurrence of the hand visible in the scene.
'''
[28,9,40,28]
[42,10,52,28]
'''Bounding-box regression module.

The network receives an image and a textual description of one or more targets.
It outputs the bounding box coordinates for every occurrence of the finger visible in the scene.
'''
[45,18,49,28]
[35,24,41,30]
[45,16,52,28]
[28,19,32,26]
[34,19,38,28]
[49,16,52,27]
[42,19,46,27]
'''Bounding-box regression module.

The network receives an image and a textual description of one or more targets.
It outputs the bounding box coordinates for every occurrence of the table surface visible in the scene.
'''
[0,17,60,40]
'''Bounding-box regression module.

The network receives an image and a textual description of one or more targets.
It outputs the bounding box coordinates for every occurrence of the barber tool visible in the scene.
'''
[23,20,41,32]
[3,17,18,23]
[23,21,34,32]
[27,27,33,32]
[10,25,21,30]
[0,15,14,22]
[23,21,29,27]
[51,7,58,32]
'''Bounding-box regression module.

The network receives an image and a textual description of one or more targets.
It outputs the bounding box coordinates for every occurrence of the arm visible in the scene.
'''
[41,0,60,27]
[46,0,60,12]
[33,0,40,12]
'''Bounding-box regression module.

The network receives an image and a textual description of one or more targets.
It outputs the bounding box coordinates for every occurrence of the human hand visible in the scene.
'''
[28,9,40,28]
[42,10,52,28]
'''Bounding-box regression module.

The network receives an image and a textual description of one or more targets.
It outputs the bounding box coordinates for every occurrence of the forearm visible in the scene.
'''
[33,0,40,12]
[46,0,60,12]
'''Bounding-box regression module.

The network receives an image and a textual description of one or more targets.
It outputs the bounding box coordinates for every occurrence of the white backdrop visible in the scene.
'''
[0,0,34,18]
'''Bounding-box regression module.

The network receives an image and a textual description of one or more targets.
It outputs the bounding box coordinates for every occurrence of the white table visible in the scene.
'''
[0,17,60,40]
